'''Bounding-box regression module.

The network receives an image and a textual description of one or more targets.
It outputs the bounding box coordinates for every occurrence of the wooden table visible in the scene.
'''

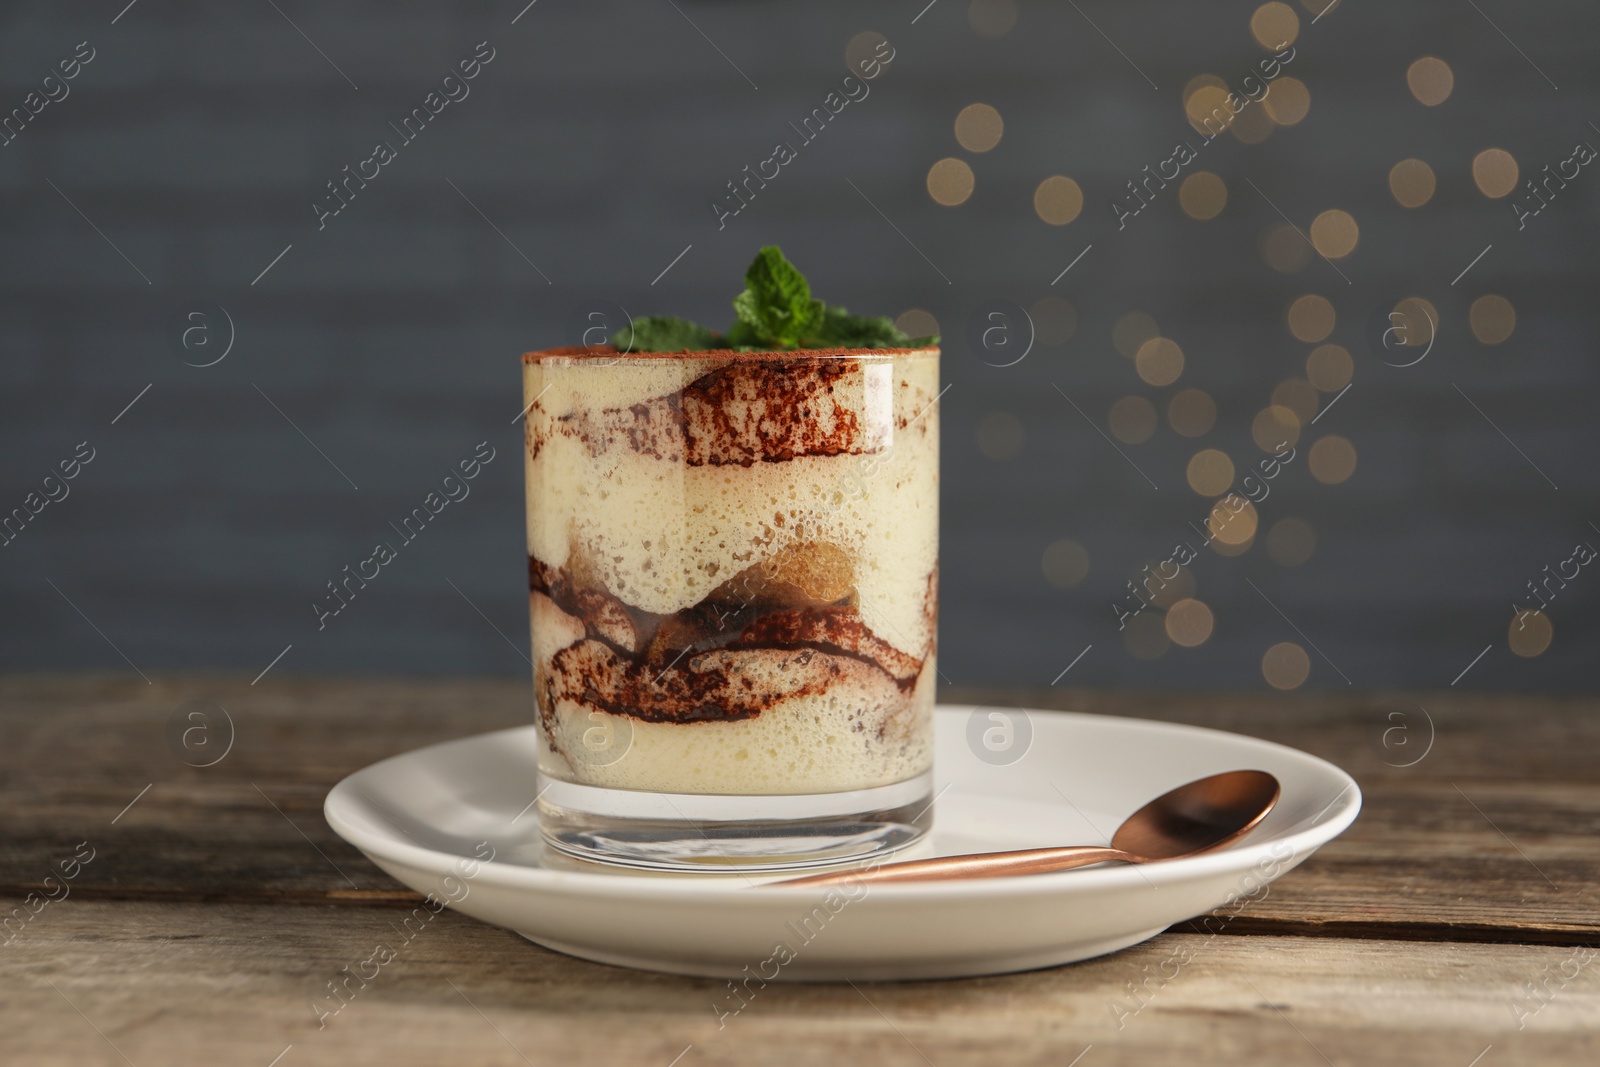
[2,675,1596,1065]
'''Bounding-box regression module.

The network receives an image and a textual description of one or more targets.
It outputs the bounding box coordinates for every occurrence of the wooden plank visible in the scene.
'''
[2,675,1597,943]
[2,902,1596,1067]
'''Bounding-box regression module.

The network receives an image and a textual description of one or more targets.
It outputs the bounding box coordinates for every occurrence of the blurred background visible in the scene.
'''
[2,0,1595,692]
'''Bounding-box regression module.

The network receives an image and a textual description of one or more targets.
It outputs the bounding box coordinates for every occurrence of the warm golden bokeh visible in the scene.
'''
[1250,2,1300,49]
[1183,74,1226,106]
[1310,209,1359,258]
[1391,296,1439,350]
[1166,598,1216,647]
[895,308,940,340]
[974,410,1024,460]
[1267,517,1316,566]
[1306,344,1353,391]
[1031,296,1077,345]
[1135,336,1185,386]
[1389,158,1437,208]
[968,0,1019,38]
[1473,148,1519,198]
[1272,379,1320,423]
[1229,102,1276,145]
[1113,312,1160,358]
[1168,389,1218,437]
[1179,172,1228,220]
[845,31,890,76]
[954,103,1004,152]
[1188,448,1236,496]
[1145,563,1196,610]
[927,157,975,206]
[1208,497,1258,549]
[1253,404,1302,451]
[1263,224,1311,272]
[1407,56,1454,106]
[1109,395,1158,444]
[1509,610,1553,657]
[1309,434,1358,483]
[1262,77,1310,125]
[1262,642,1311,689]
[1034,175,1084,225]
[1041,538,1090,589]
[1186,85,1235,135]
[1287,294,1336,342]
[1470,294,1516,344]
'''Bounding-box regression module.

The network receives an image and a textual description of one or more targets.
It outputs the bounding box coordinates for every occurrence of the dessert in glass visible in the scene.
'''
[522,249,939,870]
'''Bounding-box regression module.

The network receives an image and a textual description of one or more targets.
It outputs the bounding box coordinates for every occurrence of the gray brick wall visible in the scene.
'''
[1,0,1596,692]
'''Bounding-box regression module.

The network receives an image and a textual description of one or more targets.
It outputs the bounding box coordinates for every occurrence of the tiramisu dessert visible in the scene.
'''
[524,248,940,869]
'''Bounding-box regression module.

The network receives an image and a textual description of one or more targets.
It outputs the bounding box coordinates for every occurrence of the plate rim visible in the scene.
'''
[325,704,1362,902]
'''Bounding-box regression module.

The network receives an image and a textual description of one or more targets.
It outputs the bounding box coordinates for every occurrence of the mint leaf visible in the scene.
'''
[731,246,825,348]
[612,315,719,353]
[804,306,912,348]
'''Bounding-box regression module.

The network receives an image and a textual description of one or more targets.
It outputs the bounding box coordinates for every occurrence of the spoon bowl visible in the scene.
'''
[771,769,1280,888]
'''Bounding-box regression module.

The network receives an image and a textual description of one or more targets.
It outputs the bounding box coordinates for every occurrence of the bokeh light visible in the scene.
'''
[1272,379,1320,423]
[969,0,1018,38]
[1207,497,1258,552]
[1185,84,1235,135]
[1145,563,1196,609]
[1187,448,1235,496]
[1109,395,1158,444]
[1168,389,1218,437]
[927,158,975,206]
[1473,148,1519,198]
[1034,176,1084,225]
[1229,102,1276,144]
[955,103,1004,152]
[1309,434,1357,483]
[845,32,890,76]
[1306,344,1353,391]
[1113,312,1160,359]
[1262,77,1310,125]
[1179,172,1228,220]
[1166,598,1215,647]
[1031,296,1077,345]
[1263,224,1311,272]
[1253,404,1301,451]
[1262,642,1311,689]
[1267,517,1316,566]
[1251,3,1299,49]
[1389,158,1437,208]
[1042,538,1090,588]
[1135,336,1185,386]
[1391,296,1439,350]
[1509,610,1553,657]
[1470,295,1516,344]
[1407,56,1454,106]
[1310,209,1359,258]
[1288,294,1336,342]
[895,308,940,340]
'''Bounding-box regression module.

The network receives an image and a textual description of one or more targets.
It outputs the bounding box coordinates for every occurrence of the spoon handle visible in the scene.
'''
[768,846,1132,888]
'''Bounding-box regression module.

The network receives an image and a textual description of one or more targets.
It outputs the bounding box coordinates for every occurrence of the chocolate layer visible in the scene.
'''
[530,358,889,467]
[530,555,932,727]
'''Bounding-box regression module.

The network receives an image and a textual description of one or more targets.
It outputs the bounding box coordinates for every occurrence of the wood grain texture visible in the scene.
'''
[1,674,1597,1065]
[2,903,1596,1067]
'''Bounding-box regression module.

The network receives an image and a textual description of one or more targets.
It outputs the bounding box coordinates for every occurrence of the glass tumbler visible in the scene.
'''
[522,344,940,871]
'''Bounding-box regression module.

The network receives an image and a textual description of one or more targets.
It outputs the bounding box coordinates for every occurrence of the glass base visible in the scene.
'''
[537,771,934,873]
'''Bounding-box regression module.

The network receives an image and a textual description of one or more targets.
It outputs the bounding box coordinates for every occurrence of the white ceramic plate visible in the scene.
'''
[325,705,1359,981]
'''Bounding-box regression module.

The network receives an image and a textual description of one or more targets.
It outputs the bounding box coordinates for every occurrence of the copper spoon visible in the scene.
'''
[770,769,1280,888]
